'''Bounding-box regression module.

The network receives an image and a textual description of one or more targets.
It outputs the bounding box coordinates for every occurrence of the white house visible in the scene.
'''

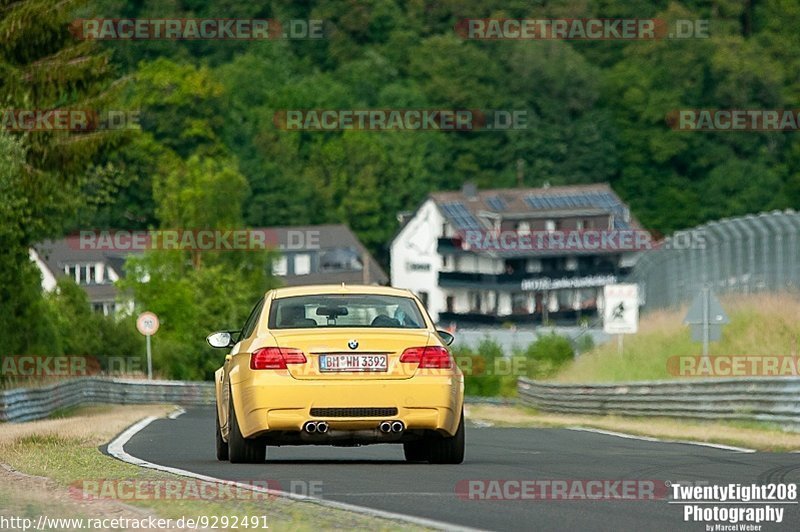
[391,183,642,325]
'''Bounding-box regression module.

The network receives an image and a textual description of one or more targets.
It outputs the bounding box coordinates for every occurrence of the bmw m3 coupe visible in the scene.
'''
[208,284,465,464]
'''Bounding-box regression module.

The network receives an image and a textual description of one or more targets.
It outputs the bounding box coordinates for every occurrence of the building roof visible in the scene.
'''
[34,237,138,279]
[429,183,641,231]
[33,224,388,298]
[266,224,388,286]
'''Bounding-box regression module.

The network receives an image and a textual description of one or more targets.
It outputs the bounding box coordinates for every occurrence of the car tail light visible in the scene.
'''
[399,346,452,369]
[250,347,307,370]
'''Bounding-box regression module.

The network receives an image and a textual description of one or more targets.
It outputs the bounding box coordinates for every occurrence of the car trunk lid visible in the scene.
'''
[268,329,431,380]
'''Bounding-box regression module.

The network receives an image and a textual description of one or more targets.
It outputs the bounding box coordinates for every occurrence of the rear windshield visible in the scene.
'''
[269,294,426,329]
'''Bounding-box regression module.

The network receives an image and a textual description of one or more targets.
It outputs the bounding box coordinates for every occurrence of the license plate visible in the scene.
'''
[319,354,388,372]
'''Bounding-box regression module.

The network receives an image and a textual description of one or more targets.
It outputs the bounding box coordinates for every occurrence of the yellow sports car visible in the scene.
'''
[208,284,465,464]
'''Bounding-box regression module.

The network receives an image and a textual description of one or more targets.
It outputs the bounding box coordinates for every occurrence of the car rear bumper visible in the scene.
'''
[232,375,464,439]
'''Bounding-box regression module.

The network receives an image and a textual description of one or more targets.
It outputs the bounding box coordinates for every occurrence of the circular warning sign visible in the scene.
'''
[136,311,160,336]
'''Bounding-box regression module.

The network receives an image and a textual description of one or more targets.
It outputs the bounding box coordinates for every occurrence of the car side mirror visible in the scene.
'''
[206,331,236,348]
[436,330,455,346]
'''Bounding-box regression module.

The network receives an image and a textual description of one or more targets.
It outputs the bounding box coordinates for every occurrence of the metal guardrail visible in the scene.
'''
[0,377,511,424]
[517,377,800,427]
[0,378,214,423]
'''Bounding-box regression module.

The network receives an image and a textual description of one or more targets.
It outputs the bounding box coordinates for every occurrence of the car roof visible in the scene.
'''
[269,284,414,299]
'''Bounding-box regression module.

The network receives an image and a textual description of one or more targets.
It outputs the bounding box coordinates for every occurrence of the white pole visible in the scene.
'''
[702,287,709,358]
[146,334,153,380]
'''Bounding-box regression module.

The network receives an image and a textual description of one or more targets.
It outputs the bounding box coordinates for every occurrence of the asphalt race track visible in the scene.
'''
[122,408,800,531]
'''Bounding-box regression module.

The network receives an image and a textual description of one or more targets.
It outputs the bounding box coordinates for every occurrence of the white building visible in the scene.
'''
[391,183,642,325]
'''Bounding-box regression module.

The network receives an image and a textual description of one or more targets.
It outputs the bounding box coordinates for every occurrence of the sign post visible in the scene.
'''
[603,284,640,355]
[684,288,728,358]
[136,311,160,380]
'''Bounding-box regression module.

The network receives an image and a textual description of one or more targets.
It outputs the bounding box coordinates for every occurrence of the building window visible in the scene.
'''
[511,292,528,314]
[92,302,116,315]
[469,291,482,313]
[64,263,98,285]
[272,256,288,276]
[446,296,454,313]
[294,254,311,275]
[418,291,429,308]
[319,247,362,272]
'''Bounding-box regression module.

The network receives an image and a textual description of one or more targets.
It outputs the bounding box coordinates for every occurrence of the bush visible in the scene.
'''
[46,278,144,374]
[455,338,516,397]
[524,333,575,379]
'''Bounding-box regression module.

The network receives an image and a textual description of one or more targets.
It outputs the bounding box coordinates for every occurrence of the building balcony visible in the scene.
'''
[437,308,599,327]
[436,235,636,257]
[438,266,627,291]
[438,270,527,289]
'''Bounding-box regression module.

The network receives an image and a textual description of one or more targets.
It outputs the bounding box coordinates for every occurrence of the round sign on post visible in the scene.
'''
[136,312,159,380]
[137,311,160,336]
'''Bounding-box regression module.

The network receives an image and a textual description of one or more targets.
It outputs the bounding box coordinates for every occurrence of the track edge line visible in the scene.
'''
[566,426,757,452]
[107,414,483,532]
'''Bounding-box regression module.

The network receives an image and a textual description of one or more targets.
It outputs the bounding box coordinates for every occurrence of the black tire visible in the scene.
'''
[227,395,266,464]
[403,440,429,462]
[215,405,228,461]
[428,410,465,464]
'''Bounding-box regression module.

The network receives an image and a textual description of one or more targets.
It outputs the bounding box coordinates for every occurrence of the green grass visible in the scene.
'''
[553,294,800,383]
[0,414,428,531]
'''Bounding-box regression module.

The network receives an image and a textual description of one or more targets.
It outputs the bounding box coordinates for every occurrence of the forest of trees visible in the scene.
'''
[2,0,799,377]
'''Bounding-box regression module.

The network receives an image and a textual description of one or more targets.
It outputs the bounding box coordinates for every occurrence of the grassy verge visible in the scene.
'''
[0,405,426,531]
[552,294,800,383]
[466,404,800,452]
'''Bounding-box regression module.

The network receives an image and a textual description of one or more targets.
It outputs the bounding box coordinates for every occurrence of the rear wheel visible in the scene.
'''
[403,440,429,462]
[428,410,465,464]
[228,394,266,464]
[215,405,228,461]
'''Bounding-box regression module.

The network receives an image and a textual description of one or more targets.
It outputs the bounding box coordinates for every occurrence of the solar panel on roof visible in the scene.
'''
[486,195,507,211]
[440,201,481,230]
[524,190,628,220]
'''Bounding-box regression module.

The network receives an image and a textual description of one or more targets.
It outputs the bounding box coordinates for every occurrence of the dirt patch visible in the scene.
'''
[0,404,173,448]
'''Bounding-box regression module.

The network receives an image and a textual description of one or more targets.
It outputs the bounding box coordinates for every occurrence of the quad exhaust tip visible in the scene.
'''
[316,421,329,433]
[391,421,404,433]
[379,421,392,433]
